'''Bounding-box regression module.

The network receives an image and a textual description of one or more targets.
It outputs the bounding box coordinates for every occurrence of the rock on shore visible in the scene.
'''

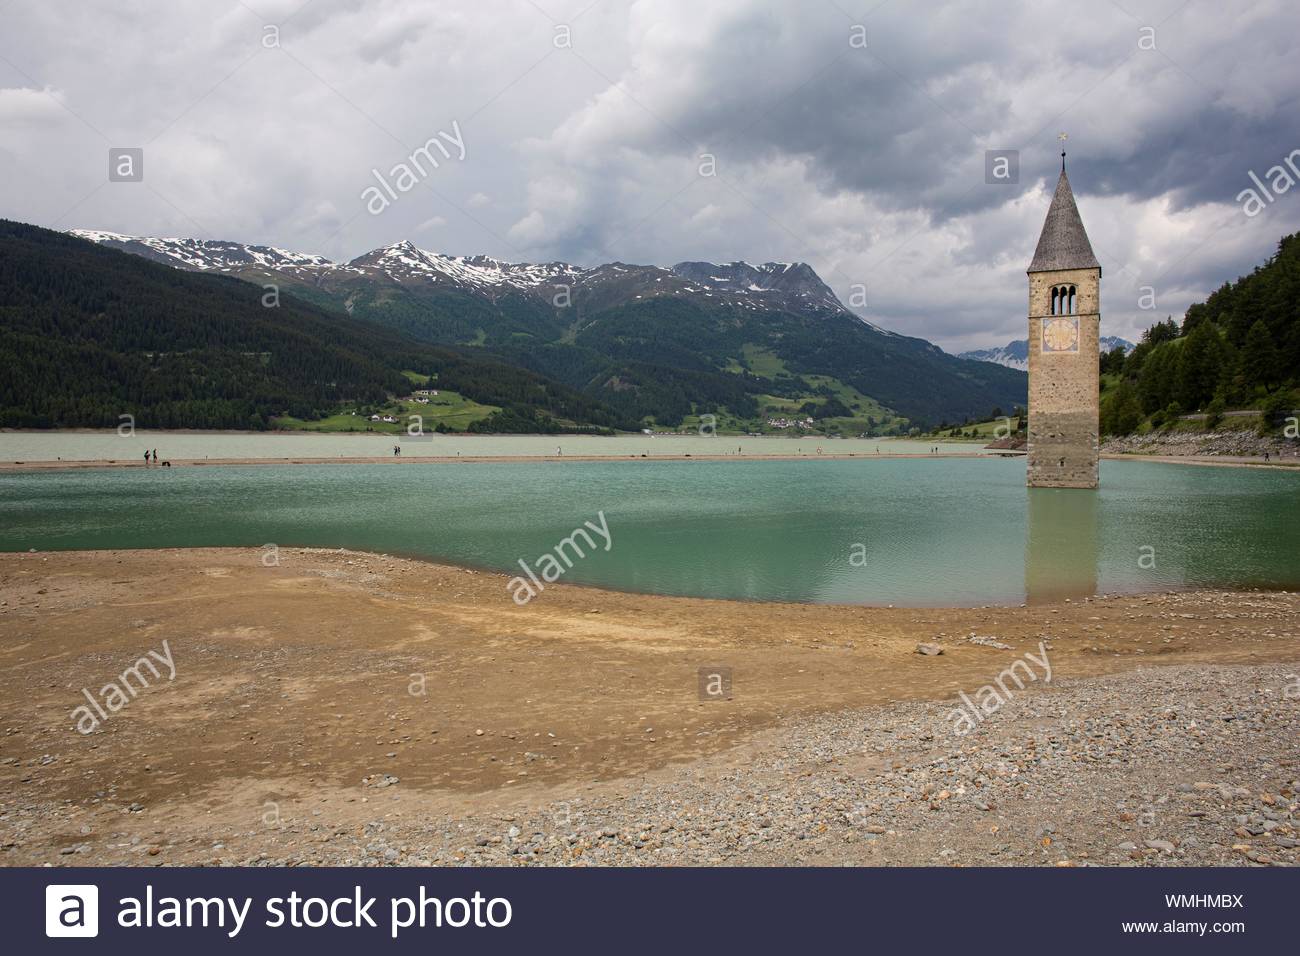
[7,664,1297,867]
[1103,427,1299,459]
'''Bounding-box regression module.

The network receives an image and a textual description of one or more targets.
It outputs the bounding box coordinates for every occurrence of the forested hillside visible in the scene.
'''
[493,295,1027,428]
[0,221,620,431]
[74,231,1028,431]
[1100,233,1299,435]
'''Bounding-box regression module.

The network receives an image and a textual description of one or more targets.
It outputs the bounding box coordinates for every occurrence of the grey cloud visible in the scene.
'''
[1,0,1298,352]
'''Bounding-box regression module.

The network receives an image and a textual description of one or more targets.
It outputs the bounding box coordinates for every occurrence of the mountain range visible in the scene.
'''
[68,230,1027,430]
[959,336,1135,372]
[71,230,860,317]
[0,220,616,431]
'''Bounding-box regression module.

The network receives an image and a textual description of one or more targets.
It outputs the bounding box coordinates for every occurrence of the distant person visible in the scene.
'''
[394,445,400,456]
[151,448,158,463]
[1264,451,1270,462]
[143,450,150,466]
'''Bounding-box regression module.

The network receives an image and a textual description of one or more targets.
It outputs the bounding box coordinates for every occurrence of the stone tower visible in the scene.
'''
[1026,160,1100,488]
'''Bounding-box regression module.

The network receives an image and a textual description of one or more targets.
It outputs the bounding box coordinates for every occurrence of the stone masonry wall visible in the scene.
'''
[1027,267,1100,488]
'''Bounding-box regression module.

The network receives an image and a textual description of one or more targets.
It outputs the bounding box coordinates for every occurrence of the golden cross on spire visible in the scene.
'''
[1059,131,1068,171]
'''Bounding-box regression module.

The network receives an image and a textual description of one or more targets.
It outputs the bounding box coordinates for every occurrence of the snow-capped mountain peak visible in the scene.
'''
[958,335,1135,371]
[670,260,844,312]
[69,229,853,315]
[68,229,333,272]
[345,241,583,293]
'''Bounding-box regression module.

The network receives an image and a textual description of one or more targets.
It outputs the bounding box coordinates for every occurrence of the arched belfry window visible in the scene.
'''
[1049,285,1079,315]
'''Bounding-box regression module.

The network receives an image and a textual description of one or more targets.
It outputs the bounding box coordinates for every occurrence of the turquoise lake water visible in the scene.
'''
[1,457,1297,606]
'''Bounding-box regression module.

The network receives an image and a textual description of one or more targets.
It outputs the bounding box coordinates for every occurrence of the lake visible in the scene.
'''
[1,456,1296,606]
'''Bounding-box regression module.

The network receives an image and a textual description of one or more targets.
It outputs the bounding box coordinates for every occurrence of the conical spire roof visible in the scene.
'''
[1027,169,1100,273]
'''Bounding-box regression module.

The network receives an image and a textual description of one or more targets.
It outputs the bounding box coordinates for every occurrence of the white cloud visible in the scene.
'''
[414,213,447,233]
[0,86,68,125]
[507,209,546,245]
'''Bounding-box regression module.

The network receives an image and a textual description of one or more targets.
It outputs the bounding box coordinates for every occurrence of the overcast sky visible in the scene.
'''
[2,0,1298,351]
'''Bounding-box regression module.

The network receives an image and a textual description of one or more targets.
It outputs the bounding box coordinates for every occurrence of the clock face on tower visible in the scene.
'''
[1042,316,1080,353]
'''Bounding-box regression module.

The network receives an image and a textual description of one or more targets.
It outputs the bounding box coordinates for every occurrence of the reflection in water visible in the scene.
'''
[1025,488,1099,604]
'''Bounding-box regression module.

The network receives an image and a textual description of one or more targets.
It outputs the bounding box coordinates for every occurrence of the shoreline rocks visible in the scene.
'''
[1103,427,1299,459]
[8,663,1297,868]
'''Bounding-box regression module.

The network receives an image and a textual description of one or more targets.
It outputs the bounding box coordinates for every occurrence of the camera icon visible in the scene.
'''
[46,884,99,937]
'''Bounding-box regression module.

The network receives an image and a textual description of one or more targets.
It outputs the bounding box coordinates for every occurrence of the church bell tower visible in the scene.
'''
[1026,155,1101,489]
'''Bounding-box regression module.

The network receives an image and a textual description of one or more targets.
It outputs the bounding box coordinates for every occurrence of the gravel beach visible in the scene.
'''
[1,548,1296,867]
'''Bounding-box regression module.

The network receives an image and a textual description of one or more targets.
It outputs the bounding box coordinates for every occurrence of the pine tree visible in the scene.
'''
[1175,322,1226,410]
[1241,318,1281,390]
[1100,379,1143,436]
[1137,344,1176,413]
[1144,317,1180,345]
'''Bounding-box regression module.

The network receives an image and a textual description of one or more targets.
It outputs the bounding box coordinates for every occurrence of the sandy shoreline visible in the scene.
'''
[1,546,1297,866]
[1,450,1297,472]
[0,450,1005,470]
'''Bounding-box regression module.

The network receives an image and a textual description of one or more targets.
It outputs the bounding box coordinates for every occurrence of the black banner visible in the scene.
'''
[11,866,1285,953]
